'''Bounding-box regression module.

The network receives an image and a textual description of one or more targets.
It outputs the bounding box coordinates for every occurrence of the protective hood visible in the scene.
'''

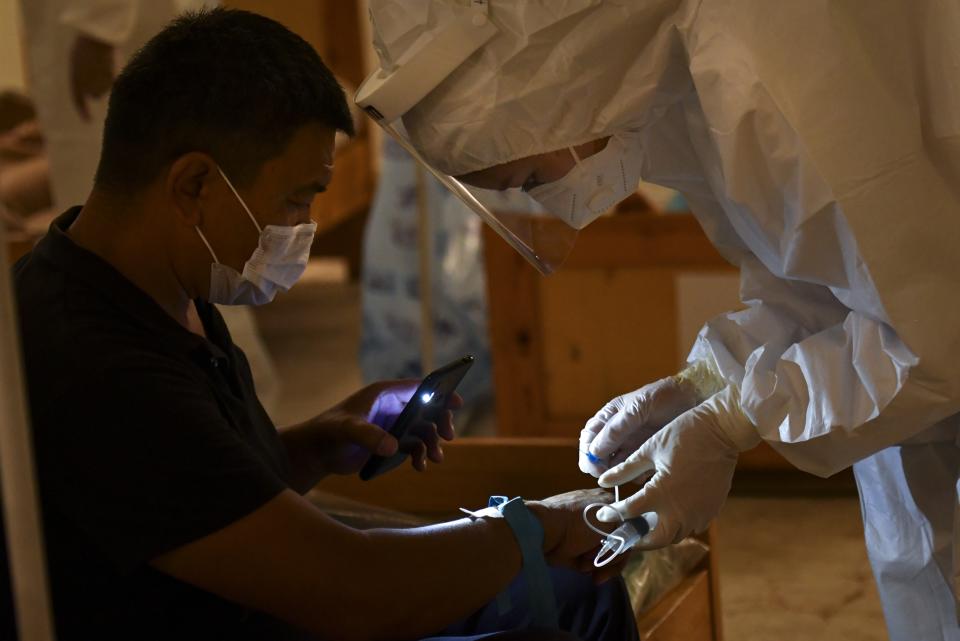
[368,0,694,176]
[367,0,960,617]
[369,0,960,469]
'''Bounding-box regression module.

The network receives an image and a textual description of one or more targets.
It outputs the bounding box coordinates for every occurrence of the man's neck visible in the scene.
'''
[68,191,194,329]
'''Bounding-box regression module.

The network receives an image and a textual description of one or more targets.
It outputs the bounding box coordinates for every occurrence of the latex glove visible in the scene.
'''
[595,386,760,549]
[579,366,715,477]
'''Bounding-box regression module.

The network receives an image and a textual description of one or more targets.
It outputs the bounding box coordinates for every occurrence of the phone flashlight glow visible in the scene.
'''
[421,392,435,403]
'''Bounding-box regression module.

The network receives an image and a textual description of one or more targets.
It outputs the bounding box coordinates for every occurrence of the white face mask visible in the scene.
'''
[527,133,644,230]
[195,167,317,306]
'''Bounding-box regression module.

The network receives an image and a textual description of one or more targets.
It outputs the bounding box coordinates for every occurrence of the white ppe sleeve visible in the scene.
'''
[59,0,139,45]
[688,250,960,478]
[674,3,960,478]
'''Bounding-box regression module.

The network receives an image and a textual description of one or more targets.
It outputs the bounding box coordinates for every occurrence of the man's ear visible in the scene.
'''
[167,152,217,227]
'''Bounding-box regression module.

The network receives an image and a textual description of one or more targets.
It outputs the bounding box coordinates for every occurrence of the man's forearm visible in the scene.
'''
[155,489,528,641]
[352,516,524,639]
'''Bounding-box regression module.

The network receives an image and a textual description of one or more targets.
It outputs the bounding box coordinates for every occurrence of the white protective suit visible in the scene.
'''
[19,0,281,415]
[366,1,960,638]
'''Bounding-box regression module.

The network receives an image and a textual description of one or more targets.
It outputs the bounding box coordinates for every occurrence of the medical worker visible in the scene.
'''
[356,2,960,639]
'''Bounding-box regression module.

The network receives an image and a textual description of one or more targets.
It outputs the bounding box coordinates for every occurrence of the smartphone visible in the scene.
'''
[359,355,475,481]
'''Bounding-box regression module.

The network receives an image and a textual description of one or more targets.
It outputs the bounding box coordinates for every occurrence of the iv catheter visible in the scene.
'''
[583,486,652,567]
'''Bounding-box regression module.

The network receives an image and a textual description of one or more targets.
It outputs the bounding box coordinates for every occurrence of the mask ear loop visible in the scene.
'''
[216,165,263,233]
[195,165,261,265]
[568,145,584,167]
[195,227,220,264]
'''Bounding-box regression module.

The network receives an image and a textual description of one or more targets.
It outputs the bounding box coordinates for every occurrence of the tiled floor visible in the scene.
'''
[252,263,889,641]
[717,497,886,640]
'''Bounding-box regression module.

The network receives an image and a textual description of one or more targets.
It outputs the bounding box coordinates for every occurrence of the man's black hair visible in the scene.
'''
[95,7,354,192]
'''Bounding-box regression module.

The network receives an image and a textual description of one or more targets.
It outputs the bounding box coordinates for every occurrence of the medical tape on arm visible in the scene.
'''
[674,361,760,451]
[672,359,726,403]
[707,385,762,452]
[460,497,559,627]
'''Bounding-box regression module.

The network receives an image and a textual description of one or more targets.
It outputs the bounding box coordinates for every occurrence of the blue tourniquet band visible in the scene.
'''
[488,496,559,629]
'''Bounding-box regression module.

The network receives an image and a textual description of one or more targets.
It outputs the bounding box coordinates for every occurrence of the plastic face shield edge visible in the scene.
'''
[355,1,578,276]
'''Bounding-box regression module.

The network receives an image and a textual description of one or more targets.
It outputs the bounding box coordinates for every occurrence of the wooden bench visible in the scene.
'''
[321,438,725,641]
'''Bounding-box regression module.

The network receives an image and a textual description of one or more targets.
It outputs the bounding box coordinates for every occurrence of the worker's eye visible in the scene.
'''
[521,176,543,193]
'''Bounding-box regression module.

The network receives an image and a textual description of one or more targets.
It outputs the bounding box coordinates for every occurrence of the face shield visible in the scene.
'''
[355,1,578,275]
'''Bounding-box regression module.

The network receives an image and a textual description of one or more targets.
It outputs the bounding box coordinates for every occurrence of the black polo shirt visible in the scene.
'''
[2,208,312,640]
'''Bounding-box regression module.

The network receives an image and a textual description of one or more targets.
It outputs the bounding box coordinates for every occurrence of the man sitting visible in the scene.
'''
[5,8,638,641]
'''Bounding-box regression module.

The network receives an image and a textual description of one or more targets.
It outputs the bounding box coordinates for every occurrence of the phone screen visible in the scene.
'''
[360,355,474,481]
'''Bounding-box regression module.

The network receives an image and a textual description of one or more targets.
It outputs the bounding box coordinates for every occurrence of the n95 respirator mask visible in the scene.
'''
[528,132,644,230]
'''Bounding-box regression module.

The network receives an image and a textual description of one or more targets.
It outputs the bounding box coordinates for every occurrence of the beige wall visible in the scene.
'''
[0,0,25,90]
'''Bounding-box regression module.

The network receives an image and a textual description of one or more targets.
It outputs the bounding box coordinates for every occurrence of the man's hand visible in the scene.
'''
[282,380,461,491]
[528,489,631,585]
[70,34,116,120]
[595,387,760,549]
[579,376,700,477]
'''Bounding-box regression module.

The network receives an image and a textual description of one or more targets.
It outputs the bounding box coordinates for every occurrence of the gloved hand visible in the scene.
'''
[594,386,760,549]
[579,360,724,477]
